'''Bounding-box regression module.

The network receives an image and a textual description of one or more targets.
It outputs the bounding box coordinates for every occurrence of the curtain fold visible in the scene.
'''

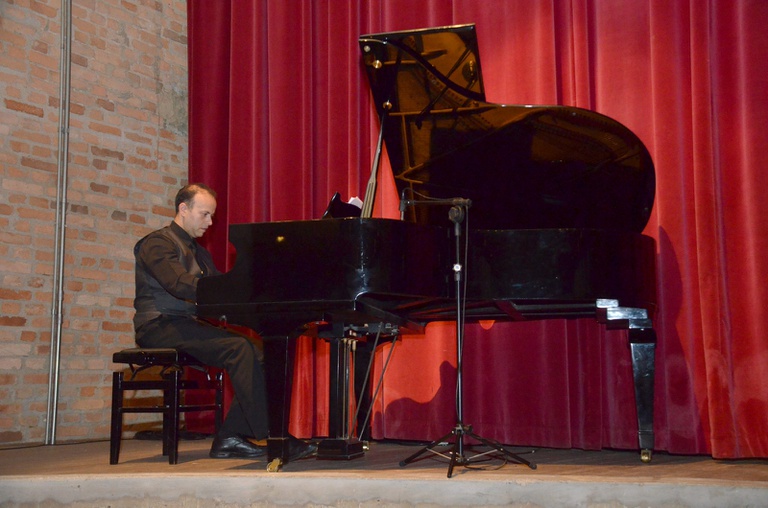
[188,0,768,458]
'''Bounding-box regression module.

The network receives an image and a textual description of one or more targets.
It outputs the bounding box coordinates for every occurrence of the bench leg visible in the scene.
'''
[109,372,124,465]
[164,370,182,465]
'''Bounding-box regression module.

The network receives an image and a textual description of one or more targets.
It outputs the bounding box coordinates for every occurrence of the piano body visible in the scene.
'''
[197,24,657,466]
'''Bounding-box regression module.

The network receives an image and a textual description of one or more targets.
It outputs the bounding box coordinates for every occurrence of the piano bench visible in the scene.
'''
[109,347,224,465]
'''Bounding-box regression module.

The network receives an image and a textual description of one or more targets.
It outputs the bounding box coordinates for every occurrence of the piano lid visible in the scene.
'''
[359,24,655,232]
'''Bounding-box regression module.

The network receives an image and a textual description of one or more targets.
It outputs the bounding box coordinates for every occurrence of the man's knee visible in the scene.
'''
[226,334,264,364]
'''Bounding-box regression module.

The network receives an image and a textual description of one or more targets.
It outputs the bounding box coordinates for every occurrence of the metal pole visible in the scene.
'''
[45,0,72,445]
[451,207,465,458]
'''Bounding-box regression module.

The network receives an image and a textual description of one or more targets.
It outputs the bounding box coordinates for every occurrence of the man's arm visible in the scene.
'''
[138,234,199,302]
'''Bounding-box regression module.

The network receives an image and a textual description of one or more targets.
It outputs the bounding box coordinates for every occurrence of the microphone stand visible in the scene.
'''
[398,198,536,477]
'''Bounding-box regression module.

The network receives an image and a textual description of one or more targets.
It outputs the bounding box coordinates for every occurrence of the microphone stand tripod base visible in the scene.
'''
[399,423,536,478]
[398,201,534,477]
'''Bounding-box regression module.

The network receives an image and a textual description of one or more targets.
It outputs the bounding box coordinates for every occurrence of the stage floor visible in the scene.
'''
[1,437,767,507]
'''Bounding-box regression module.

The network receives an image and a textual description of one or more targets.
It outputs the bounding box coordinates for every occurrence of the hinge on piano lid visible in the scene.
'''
[361,43,383,69]
[595,299,653,331]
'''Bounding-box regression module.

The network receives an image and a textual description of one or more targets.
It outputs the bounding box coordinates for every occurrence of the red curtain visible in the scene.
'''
[188,0,768,458]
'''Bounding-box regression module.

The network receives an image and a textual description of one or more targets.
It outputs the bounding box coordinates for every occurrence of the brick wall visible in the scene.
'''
[0,0,188,445]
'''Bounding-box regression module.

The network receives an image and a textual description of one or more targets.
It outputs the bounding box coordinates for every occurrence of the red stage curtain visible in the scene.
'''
[188,0,768,458]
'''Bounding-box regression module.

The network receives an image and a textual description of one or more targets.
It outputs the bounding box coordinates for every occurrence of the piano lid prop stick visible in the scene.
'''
[360,104,390,218]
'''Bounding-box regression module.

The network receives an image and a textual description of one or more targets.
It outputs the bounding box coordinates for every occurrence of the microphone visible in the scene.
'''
[414,198,472,207]
[399,197,473,209]
[449,198,472,208]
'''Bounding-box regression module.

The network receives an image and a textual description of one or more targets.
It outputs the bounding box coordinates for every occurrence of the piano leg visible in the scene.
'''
[263,332,366,468]
[318,337,364,460]
[262,335,297,470]
[629,328,656,463]
[599,302,656,462]
[353,340,374,442]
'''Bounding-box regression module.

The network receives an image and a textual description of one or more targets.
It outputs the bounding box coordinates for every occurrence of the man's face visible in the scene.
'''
[176,191,216,239]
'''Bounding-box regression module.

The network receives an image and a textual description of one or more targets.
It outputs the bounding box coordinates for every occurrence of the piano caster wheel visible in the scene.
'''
[267,458,283,472]
[640,449,653,463]
[362,440,370,452]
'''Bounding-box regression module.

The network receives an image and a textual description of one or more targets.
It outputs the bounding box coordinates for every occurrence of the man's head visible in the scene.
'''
[173,183,217,239]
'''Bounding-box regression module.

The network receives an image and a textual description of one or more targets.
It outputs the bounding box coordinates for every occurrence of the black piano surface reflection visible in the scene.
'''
[197,24,658,467]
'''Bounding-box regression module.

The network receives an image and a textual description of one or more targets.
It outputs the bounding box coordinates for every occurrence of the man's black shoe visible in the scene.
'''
[209,435,265,459]
[287,435,318,462]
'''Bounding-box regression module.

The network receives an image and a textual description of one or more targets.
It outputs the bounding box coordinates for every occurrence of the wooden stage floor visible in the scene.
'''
[1,437,767,507]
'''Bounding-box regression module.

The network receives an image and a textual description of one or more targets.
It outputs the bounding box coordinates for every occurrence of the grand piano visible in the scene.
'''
[197,24,657,468]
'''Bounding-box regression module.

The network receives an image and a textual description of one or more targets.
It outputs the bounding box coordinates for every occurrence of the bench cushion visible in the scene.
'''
[112,348,203,367]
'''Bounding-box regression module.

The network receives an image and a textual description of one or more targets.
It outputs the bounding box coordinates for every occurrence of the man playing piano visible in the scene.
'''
[132,183,317,461]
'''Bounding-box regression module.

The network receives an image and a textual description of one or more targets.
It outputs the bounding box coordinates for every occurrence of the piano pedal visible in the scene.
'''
[267,457,283,473]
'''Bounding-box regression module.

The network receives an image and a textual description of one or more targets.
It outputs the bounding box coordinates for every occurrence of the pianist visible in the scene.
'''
[132,183,316,461]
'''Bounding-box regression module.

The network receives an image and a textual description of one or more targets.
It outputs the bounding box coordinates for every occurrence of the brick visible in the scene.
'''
[0,289,32,301]
[9,140,30,153]
[89,122,121,136]
[102,321,132,332]
[2,302,23,314]
[4,99,44,118]
[0,28,28,48]
[121,0,138,13]
[90,146,125,160]
[19,157,57,172]
[0,231,33,246]
[30,0,58,18]
[28,50,59,71]
[17,207,55,221]
[128,213,145,225]
[70,102,86,116]
[71,53,89,68]
[0,431,24,444]
[163,28,187,45]
[125,132,152,144]
[0,316,27,327]
[96,98,115,112]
